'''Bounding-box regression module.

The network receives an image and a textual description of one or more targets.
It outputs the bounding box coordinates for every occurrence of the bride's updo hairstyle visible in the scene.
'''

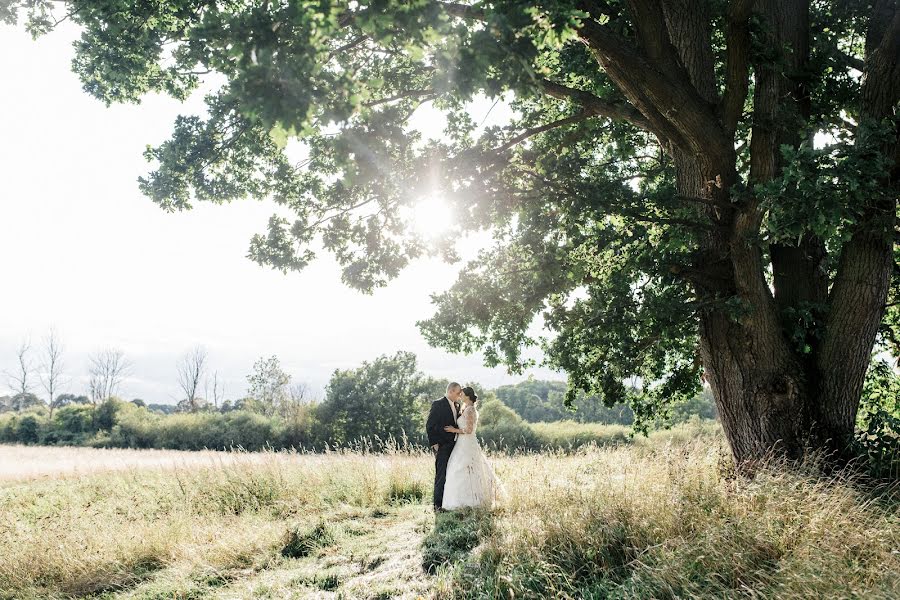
[461,386,478,403]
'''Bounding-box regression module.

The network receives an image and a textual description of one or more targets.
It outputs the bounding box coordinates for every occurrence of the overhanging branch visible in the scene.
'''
[492,110,596,154]
[539,79,653,132]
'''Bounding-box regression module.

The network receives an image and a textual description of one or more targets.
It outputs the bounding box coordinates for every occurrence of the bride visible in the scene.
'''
[441,386,502,510]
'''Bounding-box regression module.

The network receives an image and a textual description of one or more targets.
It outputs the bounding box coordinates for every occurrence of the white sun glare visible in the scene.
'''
[409,194,454,239]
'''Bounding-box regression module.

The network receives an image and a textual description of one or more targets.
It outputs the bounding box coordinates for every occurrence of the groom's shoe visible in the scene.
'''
[433,506,447,513]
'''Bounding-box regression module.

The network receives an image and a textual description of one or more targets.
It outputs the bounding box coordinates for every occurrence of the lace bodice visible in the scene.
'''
[458,405,478,434]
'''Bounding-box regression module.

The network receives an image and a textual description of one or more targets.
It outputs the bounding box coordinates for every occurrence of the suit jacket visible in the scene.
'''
[426,396,459,447]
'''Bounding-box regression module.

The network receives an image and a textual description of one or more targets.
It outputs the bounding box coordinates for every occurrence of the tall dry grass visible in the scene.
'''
[441,438,900,599]
[0,427,897,599]
[0,445,432,598]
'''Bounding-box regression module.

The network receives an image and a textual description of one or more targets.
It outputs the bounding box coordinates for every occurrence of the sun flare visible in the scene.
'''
[409,194,454,239]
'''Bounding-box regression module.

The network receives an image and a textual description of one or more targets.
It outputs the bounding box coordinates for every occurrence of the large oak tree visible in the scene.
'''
[8,0,897,464]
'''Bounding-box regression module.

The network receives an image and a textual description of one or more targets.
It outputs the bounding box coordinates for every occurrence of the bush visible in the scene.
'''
[221,411,279,450]
[52,404,95,432]
[153,412,223,450]
[15,415,42,444]
[276,405,320,449]
[475,395,539,451]
[0,391,718,456]
[531,421,631,449]
[854,358,900,478]
[95,397,127,431]
[494,379,637,424]
[0,413,17,443]
[108,405,161,448]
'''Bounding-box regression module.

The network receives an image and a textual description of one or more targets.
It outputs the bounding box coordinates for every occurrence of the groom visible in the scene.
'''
[426,382,462,512]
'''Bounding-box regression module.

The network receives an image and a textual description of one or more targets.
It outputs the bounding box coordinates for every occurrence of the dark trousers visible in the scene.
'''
[433,441,455,508]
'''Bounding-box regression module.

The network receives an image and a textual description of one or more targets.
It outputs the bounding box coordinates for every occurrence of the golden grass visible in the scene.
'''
[0,429,897,599]
[0,444,281,482]
[447,439,900,599]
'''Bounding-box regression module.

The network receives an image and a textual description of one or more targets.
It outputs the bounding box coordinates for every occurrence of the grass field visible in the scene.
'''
[1,425,897,599]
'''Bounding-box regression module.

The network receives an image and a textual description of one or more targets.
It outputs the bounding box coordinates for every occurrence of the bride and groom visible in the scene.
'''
[426,382,501,512]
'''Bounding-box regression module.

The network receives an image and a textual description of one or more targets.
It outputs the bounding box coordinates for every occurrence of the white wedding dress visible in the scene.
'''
[442,405,502,510]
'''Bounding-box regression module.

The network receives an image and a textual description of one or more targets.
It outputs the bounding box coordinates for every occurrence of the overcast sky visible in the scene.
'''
[0,21,560,403]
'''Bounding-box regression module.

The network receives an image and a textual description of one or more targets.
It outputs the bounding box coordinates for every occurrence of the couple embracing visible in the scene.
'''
[426,382,502,512]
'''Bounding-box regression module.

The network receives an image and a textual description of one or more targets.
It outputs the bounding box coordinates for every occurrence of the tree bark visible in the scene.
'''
[683,154,812,464]
[814,0,899,455]
[582,0,897,466]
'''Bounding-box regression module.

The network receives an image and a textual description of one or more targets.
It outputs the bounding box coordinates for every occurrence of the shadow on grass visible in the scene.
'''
[420,508,495,574]
[281,520,338,558]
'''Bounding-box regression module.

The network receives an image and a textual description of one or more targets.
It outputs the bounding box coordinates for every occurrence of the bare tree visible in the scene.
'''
[39,328,68,419]
[6,337,35,397]
[176,345,207,412]
[87,348,131,404]
[289,382,310,405]
[204,369,225,410]
[284,381,313,419]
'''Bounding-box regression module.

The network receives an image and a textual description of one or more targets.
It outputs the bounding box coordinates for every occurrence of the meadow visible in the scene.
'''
[1,424,897,600]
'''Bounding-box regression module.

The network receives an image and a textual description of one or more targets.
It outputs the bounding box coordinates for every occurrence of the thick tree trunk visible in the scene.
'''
[698,304,810,463]
[671,142,810,464]
[588,0,897,467]
[814,0,899,456]
[815,227,894,450]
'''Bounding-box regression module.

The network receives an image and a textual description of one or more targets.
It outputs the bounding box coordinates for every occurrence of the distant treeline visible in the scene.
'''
[0,352,720,453]
[494,379,717,425]
[0,394,718,454]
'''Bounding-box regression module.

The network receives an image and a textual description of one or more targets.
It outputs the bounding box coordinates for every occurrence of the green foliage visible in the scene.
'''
[53,394,91,408]
[385,476,425,505]
[95,397,127,430]
[761,120,898,247]
[317,351,445,446]
[0,345,718,453]
[530,420,631,449]
[0,389,707,453]
[495,378,635,424]
[854,358,900,479]
[49,404,96,443]
[668,387,718,423]
[246,355,291,417]
[0,392,44,412]
[14,414,42,444]
[474,394,539,451]
[147,402,177,415]
[6,0,896,458]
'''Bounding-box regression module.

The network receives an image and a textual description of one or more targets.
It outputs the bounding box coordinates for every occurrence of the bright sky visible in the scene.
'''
[0,22,558,403]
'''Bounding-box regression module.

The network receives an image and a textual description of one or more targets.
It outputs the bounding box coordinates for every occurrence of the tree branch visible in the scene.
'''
[538,79,653,132]
[438,1,485,20]
[327,35,369,61]
[518,167,712,231]
[577,14,732,157]
[836,50,866,73]
[363,89,435,108]
[720,0,754,134]
[492,110,596,154]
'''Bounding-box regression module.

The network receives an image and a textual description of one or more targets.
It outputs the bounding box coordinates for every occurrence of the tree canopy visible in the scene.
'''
[8,0,898,463]
[318,351,446,444]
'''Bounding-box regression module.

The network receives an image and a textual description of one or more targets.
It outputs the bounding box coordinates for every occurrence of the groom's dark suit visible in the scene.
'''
[426,396,460,509]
